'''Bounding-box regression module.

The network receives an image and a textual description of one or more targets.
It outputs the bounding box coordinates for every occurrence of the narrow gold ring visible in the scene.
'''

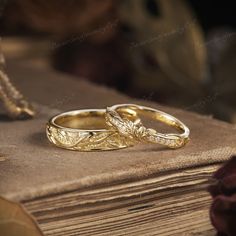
[105,104,190,148]
[46,109,135,151]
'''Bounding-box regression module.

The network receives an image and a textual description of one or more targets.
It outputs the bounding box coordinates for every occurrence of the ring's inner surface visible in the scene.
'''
[55,111,108,129]
[117,106,184,133]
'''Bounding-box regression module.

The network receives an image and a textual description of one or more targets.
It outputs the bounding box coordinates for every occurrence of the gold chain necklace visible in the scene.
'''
[0,46,35,119]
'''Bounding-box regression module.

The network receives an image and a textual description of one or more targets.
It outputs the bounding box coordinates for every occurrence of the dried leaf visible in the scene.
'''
[0,197,43,236]
[120,0,208,95]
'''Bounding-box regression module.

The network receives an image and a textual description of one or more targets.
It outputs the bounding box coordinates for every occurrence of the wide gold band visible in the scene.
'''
[105,104,190,148]
[46,109,135,151]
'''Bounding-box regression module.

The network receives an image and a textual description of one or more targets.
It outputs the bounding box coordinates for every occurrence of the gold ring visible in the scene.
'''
[46,109,136,151]
[105,104,190,148]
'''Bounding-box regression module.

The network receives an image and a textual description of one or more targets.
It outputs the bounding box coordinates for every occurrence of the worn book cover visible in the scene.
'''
[0,56,236,235]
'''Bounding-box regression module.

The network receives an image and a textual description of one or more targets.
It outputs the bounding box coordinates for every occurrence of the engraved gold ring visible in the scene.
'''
[46,109,136,151]
[105,104,190,148]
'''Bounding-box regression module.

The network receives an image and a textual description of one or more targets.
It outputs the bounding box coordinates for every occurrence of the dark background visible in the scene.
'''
[189,0,236,31]
[1,0,236,35]
[0,0,235,122]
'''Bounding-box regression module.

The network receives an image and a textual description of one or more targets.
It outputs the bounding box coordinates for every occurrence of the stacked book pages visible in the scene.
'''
[0,52,236,236]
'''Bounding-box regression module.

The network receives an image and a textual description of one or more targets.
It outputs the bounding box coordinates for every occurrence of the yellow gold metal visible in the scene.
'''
[105,104,190,149]
[46,109,136,151]
[0,40,35,119]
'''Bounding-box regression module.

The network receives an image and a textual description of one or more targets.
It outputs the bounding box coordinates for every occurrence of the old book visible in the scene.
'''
[0,44,236,235]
